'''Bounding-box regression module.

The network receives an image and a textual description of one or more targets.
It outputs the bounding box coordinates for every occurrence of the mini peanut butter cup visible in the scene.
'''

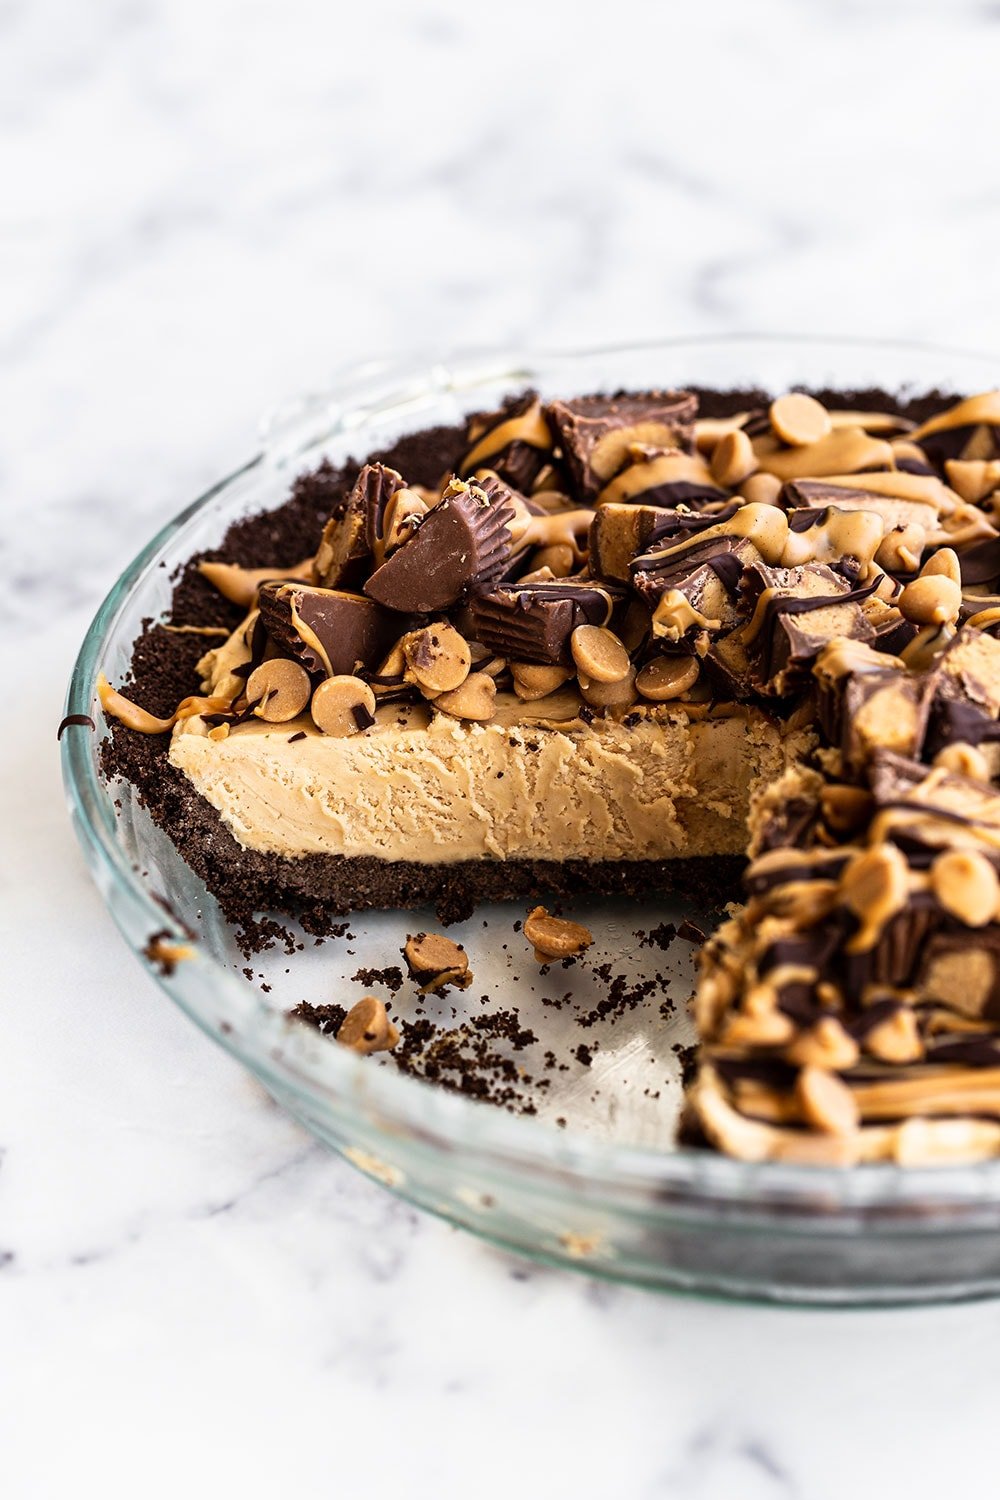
[313,462,405,589]
[545,390,698,501]
[468,579,626,665]
[258,580,400,677]
[364,478,515,613]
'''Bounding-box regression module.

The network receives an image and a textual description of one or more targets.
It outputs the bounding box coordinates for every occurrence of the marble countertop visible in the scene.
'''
[6,0,1000,1494]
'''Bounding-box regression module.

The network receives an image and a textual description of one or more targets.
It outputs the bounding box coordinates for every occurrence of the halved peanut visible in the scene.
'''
[931,849,1000,927]
[511,662,574,701]
[898,573,962,626]
[432,672,497,722]
[795,1065,860,1136]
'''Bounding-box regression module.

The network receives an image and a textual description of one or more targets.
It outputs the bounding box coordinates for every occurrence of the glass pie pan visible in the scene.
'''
[62,334,1000,1306]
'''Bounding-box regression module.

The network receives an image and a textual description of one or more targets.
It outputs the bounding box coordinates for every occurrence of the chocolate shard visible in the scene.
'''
[740,562,878,694]
[314,463,405,588]
[545,391,698,502]
[258,581,401,677]
[460,393,555,493]
[468,580,625,665]
[364,478,514,614]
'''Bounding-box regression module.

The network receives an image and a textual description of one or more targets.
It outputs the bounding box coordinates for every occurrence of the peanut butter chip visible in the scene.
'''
[402,623,471,695]
[247,658,311,723]
[635,654,700,702]
[786,1016,860,1071]
[336,996,399,1055]
[840,844,910,953]
[934,742,991,781]
[898,573,962,626]
[769,392,832,447]
[921,547,962,586]
[710,428,758,488]
[310,675,377,737]
[739,472,783,506]
[570,625,630,684]
[864,1008,924,1065]
[795,1065,860,1137]
[931,850,1000,927]
[433,672,497,722]
[511,662,574,701]
[523,906,593,962]
[578,665,638,712]
[404,931,471,993]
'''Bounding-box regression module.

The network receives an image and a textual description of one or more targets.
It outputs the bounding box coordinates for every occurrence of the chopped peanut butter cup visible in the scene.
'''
[258,580,400,678]
[545,391,697,501]
[364,477,514,613]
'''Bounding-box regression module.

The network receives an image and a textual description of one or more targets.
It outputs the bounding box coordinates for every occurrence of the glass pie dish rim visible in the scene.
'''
[61,331,1000,1226]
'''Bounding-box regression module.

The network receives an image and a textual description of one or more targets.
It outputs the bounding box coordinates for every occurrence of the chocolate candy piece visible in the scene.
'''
[468,580,624,665]
[952,534,1000,588]
[545,391,698,501]
[313,463,405,588]
[909,392,1000,467]
[460,393,555,492]
[741,562,880,693]
[258,581,400,677]
[925,626,1000,755]
[588,502,742,584]
[782,477,938,537]
[364,478,514,613]
[631,531,753,607]
[595,449,728,510]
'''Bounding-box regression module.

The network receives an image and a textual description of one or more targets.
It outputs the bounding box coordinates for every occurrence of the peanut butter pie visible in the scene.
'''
[99,383,1000,1164]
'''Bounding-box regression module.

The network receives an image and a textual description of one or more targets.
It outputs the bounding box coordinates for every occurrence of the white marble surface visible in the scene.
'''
[6,1,1000,1495]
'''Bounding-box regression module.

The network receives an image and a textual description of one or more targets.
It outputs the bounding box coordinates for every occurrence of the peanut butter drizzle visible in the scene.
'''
[462,398,553,470]
[516,509,593,553]
[160,624,231,637]
[595,450,716,506]
[198,557,314,609]
[908,391,1000,443]
[97,674,232,734]
[755,427,894,482]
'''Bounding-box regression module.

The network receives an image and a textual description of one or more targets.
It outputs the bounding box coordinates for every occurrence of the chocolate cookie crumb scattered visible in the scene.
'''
[288,1001,348,1035]
[351,964,405,993]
